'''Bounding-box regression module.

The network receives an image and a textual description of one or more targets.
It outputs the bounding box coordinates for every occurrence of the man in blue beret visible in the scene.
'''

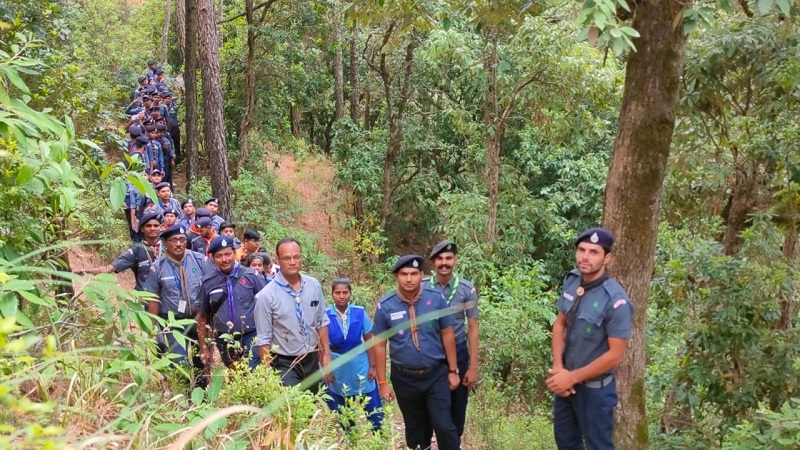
[254,238,333,392]
[162,91,181,162]
[422,241,479,439]
[143,224,215,386]
[151,182,181,216]
[162,208,179,230]
[73,209,163,292]
[372,255,461,450]
[196,236,268,371]
[205,198,226,232]
[190,217,217,257]
[547,227,633,450]
[129,135,154,173]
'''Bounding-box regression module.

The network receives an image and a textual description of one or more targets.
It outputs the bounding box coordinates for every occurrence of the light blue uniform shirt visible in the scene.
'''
[422,275,479,344]
[326,304,376,396]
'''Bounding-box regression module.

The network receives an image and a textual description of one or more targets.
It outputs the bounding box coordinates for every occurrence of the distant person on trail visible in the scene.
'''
[186,207,211,247]
[155,123,174,186]
[73,209,163,292]
[422,241,479,439]
[547,227,633,450]
[218,222,241,249]
[205,198,225,232]
[236,229,261,262]
[145,126,164,173]
[152,182,181,215]
[143,224,215,387]
[190,217,217,257]
[324,277,383,431]
[371,255,461,450]
[253,238,333,393]
[162,92,180,162]
[178,199,196,229]
[129,135,154,174]
[162,208,179,230]
[196,236,267,370]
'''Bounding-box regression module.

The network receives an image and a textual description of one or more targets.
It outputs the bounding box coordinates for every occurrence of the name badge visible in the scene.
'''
[390,311,406,321]
[209,288,224,295]
[563,292,574,301]
[178,300,187,314]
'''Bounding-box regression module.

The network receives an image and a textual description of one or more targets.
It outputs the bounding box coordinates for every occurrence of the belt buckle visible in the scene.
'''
[415,368,426,375]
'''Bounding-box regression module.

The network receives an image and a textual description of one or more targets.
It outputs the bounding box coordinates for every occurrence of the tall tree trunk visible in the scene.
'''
[290,104,301,138]
[484,28,500,255]
[184,0,200,193]
[235,0,257,178]
[176,0,186,63]
[721,162,759,255]
[364,90,371,130]
[122,0,130,23]
[601,2,689,449]
[333,15,344,122]
[162,0,172,64]
[197,0,233,220]
[348,26,359,124]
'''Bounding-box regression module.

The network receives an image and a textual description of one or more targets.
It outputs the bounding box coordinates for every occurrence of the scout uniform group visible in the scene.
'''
[74,61,633,449]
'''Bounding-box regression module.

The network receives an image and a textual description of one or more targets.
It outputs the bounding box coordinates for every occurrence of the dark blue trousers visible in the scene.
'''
[553,380,617,450]
[391,361,460,450]
[450,341,470,437]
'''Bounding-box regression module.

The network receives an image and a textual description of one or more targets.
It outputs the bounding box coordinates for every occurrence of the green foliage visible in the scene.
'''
[722,399,800,450]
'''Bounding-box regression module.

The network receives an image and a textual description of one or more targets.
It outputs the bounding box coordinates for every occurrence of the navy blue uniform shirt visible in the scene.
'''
[556,269,632,375]
[111,243,160,291]
[198,264,267,335]
[372,288,454,369]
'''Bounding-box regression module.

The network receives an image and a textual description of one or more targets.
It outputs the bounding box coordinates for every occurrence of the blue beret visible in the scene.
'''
[155,182,170,191]
[154,66,164,75]
[151,169,163,176]
[160,224,186,240]
[181,199,193,208]
[195,217,212,228]
[205,197,219,205]
[135,135,149,145]
[128,123,143,137]
[139,209,163,231]
[208,236,235,255]
[163,208,179,217]
[575,227,614,252]
[392,255,424,274]
[195,207,211,218]
[429,240,458,260]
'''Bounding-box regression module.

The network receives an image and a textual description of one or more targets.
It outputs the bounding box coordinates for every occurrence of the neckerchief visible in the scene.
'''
[396,288,423,351]
[220,263,240,329]
[275,275,308,336]
[433,273,460,306]
[563,271,609,363]
[141,240,160,264]
[335,305,349,340]
[166,253,192,315]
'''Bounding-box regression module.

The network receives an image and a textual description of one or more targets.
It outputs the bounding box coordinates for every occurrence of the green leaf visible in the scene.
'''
[110,178,127,210]
[757,0,774,14]
[206,368,224,402]
[191,387,205,406]
[17,290,56,307]
[776,0,791,14]
[0,66,30,94]
[14,310,34,329]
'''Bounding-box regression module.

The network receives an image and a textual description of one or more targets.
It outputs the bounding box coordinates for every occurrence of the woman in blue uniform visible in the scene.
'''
[325,278,383,431]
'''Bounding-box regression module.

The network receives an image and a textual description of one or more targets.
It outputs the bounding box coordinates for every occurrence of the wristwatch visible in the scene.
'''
[449,368,459,374]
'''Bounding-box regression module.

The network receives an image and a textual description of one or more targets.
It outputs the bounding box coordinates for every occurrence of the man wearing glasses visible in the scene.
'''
[253,238,333,392]
[143,224,215,386]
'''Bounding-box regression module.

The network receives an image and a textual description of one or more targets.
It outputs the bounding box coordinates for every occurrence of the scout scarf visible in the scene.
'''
[166,253,192,316]
[396,288,423,351]
[563,271,609,363]
[432,272,460,306]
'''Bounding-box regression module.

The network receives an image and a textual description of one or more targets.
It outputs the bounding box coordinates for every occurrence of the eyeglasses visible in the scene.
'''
[279,255,302,263]
[167,237,186,244]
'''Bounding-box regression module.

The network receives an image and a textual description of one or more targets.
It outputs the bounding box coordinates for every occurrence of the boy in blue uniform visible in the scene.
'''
[372,255,461,450]
[422,241,479,438]
[196,236,267,370]
[547,227,633,450]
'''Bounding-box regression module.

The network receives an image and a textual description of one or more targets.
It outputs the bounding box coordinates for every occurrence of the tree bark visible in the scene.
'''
[601,2,689,448]
[333,15,345,123]
[235,0,259,177]
[184,0,200,193]
[290,104,301,138]
[197,0,233,220]
[348,26,359,124]
[176,0,186,63]
[162,0,172,64]
[484,28,500,255]
[721,162,759,255]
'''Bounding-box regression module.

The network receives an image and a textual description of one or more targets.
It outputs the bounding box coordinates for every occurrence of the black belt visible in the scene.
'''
[392,361,442,376]
[581,374,614,389]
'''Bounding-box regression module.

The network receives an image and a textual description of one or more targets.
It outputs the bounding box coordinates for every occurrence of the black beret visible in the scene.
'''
[138,209,163,231]
[155,117,167,124]
[163,208,179,217]
[135,135,149,145]
[219,221,235,231]
[243,229,261,240]
[137,75,147,83]
[146,126,157,132]
[208,236,235,255]
[141,95,152,101]
[195,217,212,228]
[149,105,160,111]
[147,60,157,66]
[155,182,170,191]
[195,207,211,218]
[181,199,194,208]
[205,197,219,205]
[154,66,164,75]
[128,123,143,137]
[156,124,168,131]
[575,227,615,252]
[151,169,163,176]
[160,224,186,240]
[429,240,458,260]
[392,255,424,274]
[162,91,173,97]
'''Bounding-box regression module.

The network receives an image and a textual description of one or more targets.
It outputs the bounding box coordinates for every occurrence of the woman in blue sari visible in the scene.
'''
[325,278,383,431]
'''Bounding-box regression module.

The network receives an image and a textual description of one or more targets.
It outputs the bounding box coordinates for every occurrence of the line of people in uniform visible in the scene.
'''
[81,55,632,450]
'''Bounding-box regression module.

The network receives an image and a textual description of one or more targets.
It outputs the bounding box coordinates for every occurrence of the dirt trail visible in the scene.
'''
[272,152,342,258]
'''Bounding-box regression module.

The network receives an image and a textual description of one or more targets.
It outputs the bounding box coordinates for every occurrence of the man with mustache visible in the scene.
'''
[422,241,479,440]
[547,227,632,450]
